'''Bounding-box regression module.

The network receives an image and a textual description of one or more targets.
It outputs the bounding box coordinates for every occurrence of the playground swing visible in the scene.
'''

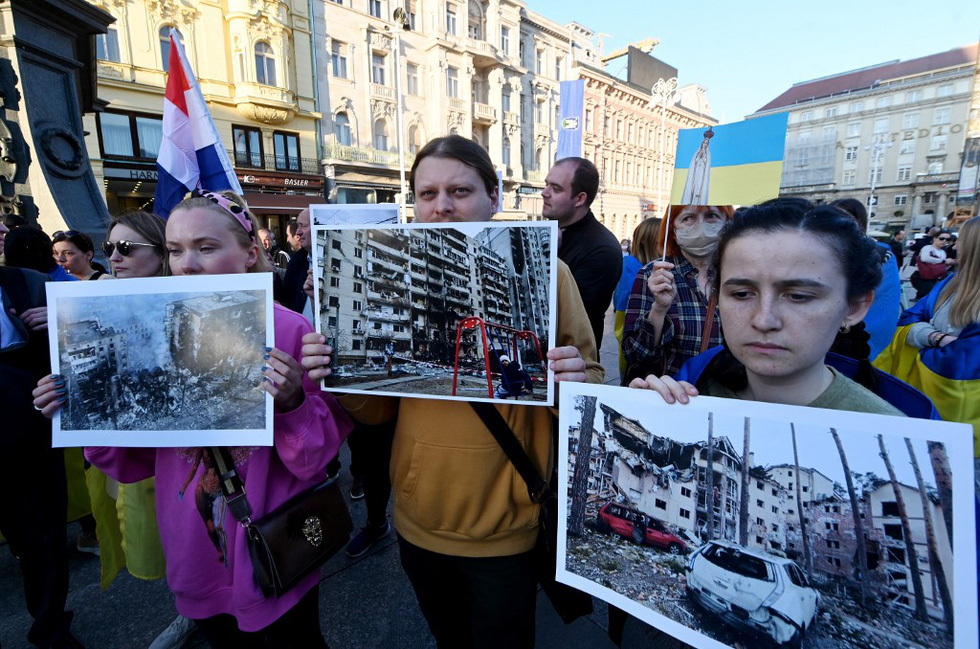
[452,317,546,399]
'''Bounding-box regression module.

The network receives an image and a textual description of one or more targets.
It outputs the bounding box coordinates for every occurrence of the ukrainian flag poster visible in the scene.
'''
[670,113,788,207]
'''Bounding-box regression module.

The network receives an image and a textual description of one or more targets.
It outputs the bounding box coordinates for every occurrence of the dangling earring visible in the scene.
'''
[839,323,851,334]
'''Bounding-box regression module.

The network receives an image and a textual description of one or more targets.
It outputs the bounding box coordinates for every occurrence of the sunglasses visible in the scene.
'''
[52,229,80,242]
[102,240,157,257]
[937,237,952,241]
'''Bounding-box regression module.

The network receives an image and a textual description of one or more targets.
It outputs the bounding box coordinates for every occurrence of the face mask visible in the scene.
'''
[674,221,724,258]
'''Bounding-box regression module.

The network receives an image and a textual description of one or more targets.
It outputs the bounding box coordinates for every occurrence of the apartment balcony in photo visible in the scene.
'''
[473,102,498,125]
[230,150,321,175]
[371,83,395,101]
[233,82,298,125]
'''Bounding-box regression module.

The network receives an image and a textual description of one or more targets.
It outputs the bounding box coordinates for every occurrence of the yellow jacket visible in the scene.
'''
[340,261,604,557]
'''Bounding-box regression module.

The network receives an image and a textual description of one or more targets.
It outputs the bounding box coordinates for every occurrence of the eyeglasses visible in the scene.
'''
[102,240,156,257]
[52,229,80,243]
[937,236,952,242]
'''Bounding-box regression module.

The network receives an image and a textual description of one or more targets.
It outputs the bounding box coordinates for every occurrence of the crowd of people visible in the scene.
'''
[1,133,977,649]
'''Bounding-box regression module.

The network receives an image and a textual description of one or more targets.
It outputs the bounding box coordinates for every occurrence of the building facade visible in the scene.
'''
[754,44,978,231]
[85,0,325,240]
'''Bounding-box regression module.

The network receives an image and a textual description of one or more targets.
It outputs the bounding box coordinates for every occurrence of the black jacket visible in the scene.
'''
[282,249,310,314]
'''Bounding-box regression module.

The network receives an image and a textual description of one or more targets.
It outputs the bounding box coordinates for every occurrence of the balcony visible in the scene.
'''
[371,83,395,101]
[915,171,958,185]
[448,97,467,112]
[233,82,298,125]
[473,102,497,124]
[503,111,521,125]
[323,141,414,168]
[230,150,321,175]
[525,170,545,183]
[465,38,499,67]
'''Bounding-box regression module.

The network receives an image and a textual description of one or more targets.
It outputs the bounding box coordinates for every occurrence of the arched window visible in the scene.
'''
[502,137,511,167]
[535,147,543,171]
[408,125,421,155]
[373,119,388,151]
[467,0,484,40]
[255,42,276,86]
[159,27,182,72]
[336,112,352,146]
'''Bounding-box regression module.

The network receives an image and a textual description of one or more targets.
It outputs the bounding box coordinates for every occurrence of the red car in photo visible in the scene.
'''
[595,502,688,554]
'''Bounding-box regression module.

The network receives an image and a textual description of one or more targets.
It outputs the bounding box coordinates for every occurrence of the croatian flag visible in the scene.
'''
[154,29,242,218]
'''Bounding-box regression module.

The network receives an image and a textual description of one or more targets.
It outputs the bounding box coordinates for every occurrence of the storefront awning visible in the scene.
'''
[334,170,400,188]
[242,192,326,215]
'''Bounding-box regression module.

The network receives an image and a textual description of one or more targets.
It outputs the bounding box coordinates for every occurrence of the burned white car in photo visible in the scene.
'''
[686,540,819,648]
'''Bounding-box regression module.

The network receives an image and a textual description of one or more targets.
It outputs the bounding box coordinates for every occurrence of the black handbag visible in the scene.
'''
[469,404,593,624]
[211,447,353,598]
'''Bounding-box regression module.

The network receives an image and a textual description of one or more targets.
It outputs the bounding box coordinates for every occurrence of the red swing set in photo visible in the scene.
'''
[451,316,546,398]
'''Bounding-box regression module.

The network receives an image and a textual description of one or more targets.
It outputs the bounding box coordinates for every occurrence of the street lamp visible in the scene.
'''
[652,77,677,215]
[864,133,893,230]
[393,6,411,222]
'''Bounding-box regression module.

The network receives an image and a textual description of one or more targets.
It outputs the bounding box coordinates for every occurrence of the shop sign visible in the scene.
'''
[104,167,158,181]
[239,173,323,189]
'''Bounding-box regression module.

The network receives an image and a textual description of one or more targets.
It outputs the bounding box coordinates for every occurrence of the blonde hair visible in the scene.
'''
[631,217,662,265]
[170,191,272,273]
[937,217,980,328]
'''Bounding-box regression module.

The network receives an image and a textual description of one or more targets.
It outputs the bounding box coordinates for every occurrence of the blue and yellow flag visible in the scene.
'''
[670,113,788,206]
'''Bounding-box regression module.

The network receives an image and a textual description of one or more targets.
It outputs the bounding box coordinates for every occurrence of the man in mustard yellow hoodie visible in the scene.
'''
[303,136,604,648]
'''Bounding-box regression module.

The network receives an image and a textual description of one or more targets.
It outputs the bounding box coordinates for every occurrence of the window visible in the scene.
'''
[849,101,864,113]
[255,42,276,86]
[519,39,525,67]
[800,111,812,122]
[328,296,339,308]
[900,139,915,155]
[655,499,666,509]
[372,53,386,85]
[825,521,839,531]
[756,536,764,545]
[771,505,778,514]
[353,283,362,293]
[679,508,690,519]
[502,137,510,166]
[825,106,839,118]
[501,89,510,113]
[894,194,908,206]
[96,27,120,62]
[870,166,882,184]
[408,125,421,155]
[756,499,764,508]
[331,41,348,78]
[906,89,923,103]
[446,66,459,98]
[369,0,382,18]
[331,258,341,271]
[874,117,888,134]
[445,3,456,35]
[822,125,836,141]
[535,101,544,125]
[798,129,811,144]
[883,524,903,540]
[897,165,912,181]
[931,134,947,152]
[928,161,943,174]
[98,111,163,159]
[937,83,954,97]
[536,49,544,75]
[405,0,417,29]
[406,63,419,95]
[802,486,808,493]
[353,301,363,312]
[903,112,919,129]
[329,277,340,288]
[232,125,263,167]
[845,146,858,161]
[756,517,764,526]
[933,107,951,125]
[772,488,778,496]
[500,26,509,54]
[555,56,562,80]
[843,169,855,185]
[876,96,892,109]
[335,112,352,146]
[159,27,179,71]
[847,122,861,137]
[273,131,300,171]
[467,0,482,39]
[881,501,900,517]
[924,191,936,203]
[681,487,691,498]
[373,119,388,150]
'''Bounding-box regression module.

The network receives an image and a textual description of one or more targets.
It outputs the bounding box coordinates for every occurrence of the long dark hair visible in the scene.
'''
[707,198,883,391]
[409,135,497,197]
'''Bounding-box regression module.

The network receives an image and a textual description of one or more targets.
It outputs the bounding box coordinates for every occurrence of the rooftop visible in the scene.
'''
[755,43,978,113]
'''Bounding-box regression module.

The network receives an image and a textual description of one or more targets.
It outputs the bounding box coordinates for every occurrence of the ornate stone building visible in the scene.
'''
[84,0,325,238]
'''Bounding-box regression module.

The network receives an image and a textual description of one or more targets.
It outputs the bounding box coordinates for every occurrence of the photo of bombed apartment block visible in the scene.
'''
[312,221,557,405]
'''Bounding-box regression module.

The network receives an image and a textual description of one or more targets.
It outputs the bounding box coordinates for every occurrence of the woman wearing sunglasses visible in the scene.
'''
[102,211,168,278]
[912,229,956,300]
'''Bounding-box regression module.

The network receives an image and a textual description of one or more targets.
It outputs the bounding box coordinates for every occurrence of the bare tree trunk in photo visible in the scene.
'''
[792,424,813,576]
[739,417,751,546]
[568,395,597,537]
[928,441,954,541]
[906,437,953,631]
[706,412,715,541]
[879,434,928,621]
[831,427,869,606]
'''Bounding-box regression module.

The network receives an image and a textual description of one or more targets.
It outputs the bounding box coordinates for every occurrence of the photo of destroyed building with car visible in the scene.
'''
[313,223,552,402]
[56,291,267,432]
[564,394,956,649]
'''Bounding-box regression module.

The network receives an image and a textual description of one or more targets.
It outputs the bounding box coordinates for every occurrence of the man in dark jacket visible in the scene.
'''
[1,258,83,648]
[542,157,621,350]
[281,208,312,323]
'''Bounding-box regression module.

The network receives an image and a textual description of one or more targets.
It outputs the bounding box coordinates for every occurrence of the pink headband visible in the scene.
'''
[187,189,254,237]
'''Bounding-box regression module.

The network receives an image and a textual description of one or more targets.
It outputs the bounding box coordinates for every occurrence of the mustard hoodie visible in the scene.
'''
[340,261,604,557]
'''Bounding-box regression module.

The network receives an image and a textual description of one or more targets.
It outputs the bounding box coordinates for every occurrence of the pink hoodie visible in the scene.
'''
[86,304,352,630]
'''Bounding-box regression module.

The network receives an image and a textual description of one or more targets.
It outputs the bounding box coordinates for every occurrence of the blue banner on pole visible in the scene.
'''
[556,80,584,161]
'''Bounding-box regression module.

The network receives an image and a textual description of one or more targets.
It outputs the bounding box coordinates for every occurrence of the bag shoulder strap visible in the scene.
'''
[209,446,253,523]
[469,402,552,504]
[699,291,718,355]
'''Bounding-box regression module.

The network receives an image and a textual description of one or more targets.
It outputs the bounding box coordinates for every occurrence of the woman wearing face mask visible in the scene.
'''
[622,204,734,382]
